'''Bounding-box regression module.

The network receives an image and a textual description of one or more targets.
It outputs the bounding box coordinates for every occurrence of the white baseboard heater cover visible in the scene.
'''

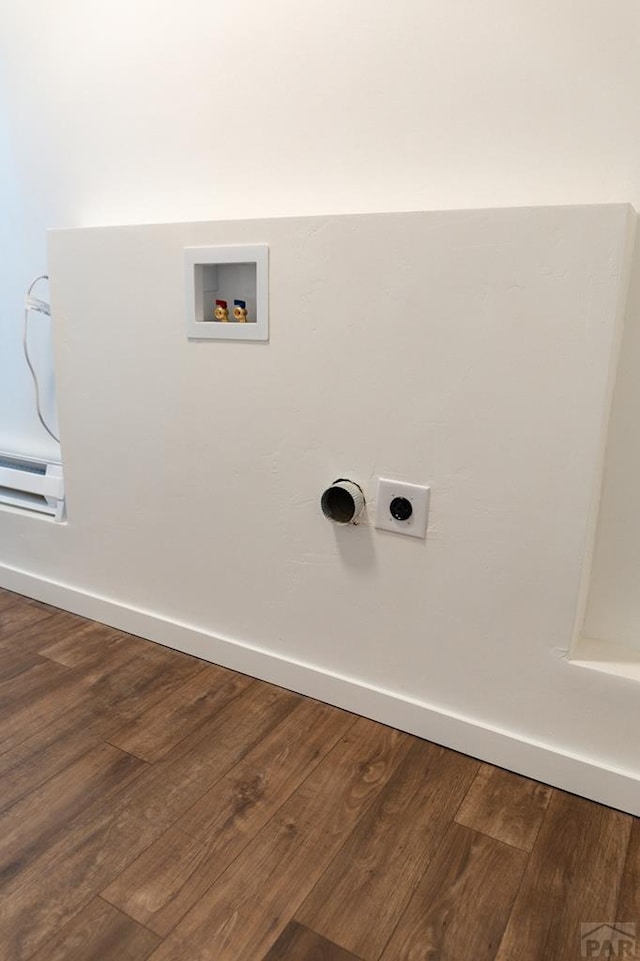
[0,452,64,521]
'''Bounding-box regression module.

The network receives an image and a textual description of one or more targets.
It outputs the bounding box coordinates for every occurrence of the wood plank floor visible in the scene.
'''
[0,587,637,961]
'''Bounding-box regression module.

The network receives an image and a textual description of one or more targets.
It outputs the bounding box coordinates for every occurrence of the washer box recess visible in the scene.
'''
[185,244,269,341]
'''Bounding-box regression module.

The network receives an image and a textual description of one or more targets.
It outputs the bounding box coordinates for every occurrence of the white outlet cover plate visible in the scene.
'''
[374,478,430,538]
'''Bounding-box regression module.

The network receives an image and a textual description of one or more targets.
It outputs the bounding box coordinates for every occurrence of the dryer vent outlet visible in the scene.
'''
[321,479,365,525]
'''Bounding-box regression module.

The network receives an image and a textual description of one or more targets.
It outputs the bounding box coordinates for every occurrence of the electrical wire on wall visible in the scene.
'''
[23,274,60,444]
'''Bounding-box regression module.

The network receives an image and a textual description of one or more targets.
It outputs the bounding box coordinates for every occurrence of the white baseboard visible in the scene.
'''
[2,561,639,816]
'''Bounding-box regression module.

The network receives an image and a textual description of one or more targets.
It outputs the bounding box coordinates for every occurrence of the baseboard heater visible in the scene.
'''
[0,451,64,521]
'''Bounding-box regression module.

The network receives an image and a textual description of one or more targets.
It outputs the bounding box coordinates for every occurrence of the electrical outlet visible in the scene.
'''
[374,478,430,538]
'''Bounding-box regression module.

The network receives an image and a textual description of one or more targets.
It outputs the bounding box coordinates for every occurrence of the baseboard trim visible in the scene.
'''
[2,561,639,815]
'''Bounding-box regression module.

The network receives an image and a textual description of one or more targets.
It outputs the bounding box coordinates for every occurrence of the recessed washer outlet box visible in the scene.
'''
[185,244,269,341]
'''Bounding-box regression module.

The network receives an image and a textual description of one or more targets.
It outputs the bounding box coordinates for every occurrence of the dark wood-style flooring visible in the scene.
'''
[0,587,637,961]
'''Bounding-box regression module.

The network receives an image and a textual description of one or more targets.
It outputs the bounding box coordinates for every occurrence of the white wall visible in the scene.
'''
[0,206,637,815]
[2,0,640,456]
[583,234,640,651]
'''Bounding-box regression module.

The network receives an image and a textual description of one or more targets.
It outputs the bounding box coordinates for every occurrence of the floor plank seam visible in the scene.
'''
[96,894,164,938]
[0,739,149,820]
[448,760,483,823]
[450,818,537,854]
[491,813,544,961]
[368,821,457,961]
[102,739,157,763]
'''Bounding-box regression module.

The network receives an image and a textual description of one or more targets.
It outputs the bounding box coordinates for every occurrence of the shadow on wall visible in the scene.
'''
[331,517,377,573]
[583,215,640,651]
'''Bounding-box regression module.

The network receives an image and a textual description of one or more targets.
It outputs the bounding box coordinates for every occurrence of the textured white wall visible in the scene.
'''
[2,0,640,456]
